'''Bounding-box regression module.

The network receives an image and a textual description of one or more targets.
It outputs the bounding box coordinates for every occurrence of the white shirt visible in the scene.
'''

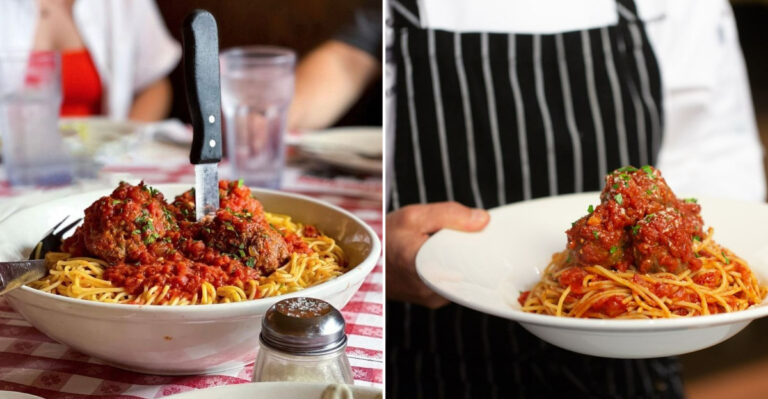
[387,0,766,202]
[0,0,182,120]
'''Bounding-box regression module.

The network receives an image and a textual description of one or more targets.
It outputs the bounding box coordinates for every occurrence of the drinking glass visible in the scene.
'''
[0,51,72,186]
[220,46,296,188]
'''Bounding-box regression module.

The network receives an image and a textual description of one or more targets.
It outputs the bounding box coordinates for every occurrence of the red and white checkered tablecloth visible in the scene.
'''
[0,151,383,398]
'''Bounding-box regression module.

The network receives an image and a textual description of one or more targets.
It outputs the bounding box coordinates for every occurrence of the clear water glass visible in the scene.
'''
[0,51,72,186]
[220,46,296,189]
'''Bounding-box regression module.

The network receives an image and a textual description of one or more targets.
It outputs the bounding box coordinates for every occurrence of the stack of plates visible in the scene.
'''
[293,126,382,175]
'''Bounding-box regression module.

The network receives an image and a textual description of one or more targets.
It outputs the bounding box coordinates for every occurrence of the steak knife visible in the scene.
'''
[182,10,222,220]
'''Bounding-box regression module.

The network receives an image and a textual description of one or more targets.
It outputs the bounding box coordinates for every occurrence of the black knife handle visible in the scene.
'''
[182,9,223,164]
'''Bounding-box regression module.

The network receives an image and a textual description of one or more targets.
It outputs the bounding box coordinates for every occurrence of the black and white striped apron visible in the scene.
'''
[387,0,684,397]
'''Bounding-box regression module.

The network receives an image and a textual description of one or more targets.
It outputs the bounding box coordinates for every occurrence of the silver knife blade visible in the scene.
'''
[0,259,46,295]
[195,163,219,220]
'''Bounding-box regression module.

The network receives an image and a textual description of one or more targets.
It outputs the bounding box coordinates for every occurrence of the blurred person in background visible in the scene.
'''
[385,0,765,397]
[0,0,180,121]
[288,0,381,131]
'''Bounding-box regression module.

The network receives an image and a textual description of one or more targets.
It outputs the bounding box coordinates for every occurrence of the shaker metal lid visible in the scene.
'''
[260,297,347,355]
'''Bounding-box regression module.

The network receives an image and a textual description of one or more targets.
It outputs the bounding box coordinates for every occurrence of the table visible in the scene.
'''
[0,134,383,397]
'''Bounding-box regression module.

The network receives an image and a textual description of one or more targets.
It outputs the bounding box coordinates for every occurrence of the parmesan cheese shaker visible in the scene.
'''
[252,297,354,384]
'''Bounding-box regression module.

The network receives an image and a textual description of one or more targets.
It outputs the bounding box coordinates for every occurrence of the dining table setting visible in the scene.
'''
[0,115,383,398]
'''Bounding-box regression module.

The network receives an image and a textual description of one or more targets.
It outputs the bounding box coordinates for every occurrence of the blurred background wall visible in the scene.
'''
[681,2,768,398]
[155,0,382,128]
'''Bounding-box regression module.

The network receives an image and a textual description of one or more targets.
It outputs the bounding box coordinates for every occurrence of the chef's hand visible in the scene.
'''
[386,202,490,309]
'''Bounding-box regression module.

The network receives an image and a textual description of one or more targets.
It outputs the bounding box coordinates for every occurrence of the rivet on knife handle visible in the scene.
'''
[182,9,223,165]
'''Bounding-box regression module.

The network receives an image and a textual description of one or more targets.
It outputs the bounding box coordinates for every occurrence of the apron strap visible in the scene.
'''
[391,0,420,27]
[615,0,641,22]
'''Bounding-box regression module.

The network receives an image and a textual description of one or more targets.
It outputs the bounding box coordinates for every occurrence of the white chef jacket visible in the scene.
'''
[0,0,182,121]
[387,0,766,202]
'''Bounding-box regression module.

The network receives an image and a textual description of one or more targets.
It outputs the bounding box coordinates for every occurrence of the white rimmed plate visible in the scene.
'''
[0,185,381,374]
[293,126,382,174]
[165,382,381,399]
[416,192,768,358]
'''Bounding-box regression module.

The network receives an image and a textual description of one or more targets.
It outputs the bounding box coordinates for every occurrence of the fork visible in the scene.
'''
[28,216,82,260]
[0,216,82,295]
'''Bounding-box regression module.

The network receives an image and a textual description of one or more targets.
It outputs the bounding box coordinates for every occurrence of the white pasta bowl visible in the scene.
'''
[416,192,768,359]
[0,185,381,375]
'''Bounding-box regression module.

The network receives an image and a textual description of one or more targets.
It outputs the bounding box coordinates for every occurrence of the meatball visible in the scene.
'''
[171,180,266,222]
[599,165,678,220]
[566,166,705,273]
[77,182,178,263]
[630,208,704,273]
[201,209,289,275]
[566,200,633,271]
[60,226,87,257]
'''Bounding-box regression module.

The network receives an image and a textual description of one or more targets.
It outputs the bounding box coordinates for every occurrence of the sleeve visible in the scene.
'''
[130,0,182,91]
[650,0,766,201]
[334,0,383,62]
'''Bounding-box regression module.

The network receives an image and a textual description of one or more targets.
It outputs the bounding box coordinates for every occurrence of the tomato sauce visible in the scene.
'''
[566,166,704,274]
[62,180,302,302]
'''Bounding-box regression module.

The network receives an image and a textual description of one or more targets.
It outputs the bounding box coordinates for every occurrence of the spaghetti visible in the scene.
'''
[28,181,349,305]
[519,166,767,319]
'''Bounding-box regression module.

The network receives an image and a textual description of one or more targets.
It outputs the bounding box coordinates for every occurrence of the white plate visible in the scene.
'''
[0,185,381,374]
[294,127,382,174]
[165,382,381,399]
[0,392,44,399]
[416,192,768,358]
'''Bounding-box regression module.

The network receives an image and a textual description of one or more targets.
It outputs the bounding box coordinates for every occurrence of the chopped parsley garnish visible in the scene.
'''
[610,246,617,254]
[588,205,594,214]
[684,198,698,204]
[645,213,655,222]
[612,183,619,189]
[693,236,701,242]
[646,189,653,195]
[632,225,641,235]
[132,229,141,235]
[620,174,631,182]
[144,233,160,244]
[238,249,246,258]
[163,208,175,223]
[722,251,730,264]
[143,185,160,197]
[592,231,600,239]
[237,178,244,188]
[135,210,155,233]
[224,222,236,232]
[112,199,123,205]
[245,258,256,267]
[616,166,637,172]
[614,194,623,205]
[641,165,655,178]
[141,219,155,232]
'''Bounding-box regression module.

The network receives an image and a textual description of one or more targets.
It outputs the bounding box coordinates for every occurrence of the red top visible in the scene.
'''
[60,49,103,116]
